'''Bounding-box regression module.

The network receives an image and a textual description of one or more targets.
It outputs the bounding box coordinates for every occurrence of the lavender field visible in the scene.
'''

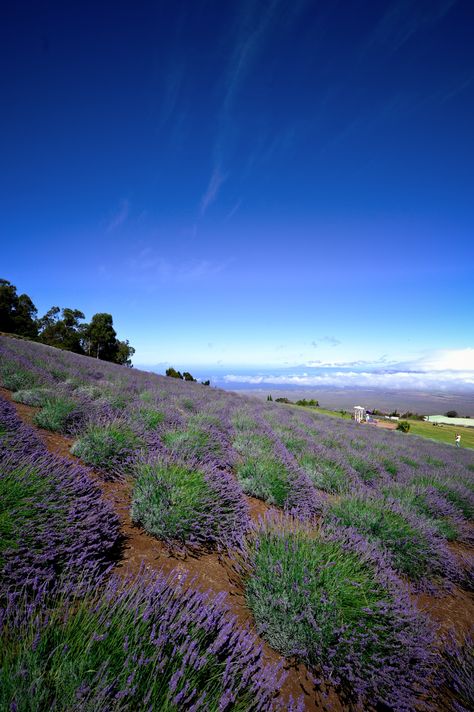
[1,335,473,711]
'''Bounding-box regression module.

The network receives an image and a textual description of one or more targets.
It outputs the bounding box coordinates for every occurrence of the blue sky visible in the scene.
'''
[1,1,473,387]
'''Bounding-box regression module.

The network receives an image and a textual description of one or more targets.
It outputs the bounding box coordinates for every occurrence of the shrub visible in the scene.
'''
[440,632,473,712]
[163,428,216,461]
[382,483,462,541]
[12,388,56,407]
[236,457,290,506]
[34,397,78,432]
[326,495,458,583]
[0,399,119,593]
[382,458,398,475]
[347,455,381,483]
[281,434,308,455]
[298,452,351,494]
[0,572,287,712]
[132,461,212,543]
[105,392,128,411]
[0,398,44,458]
[131,457,249,548]
[0,466,50,571]
[71,422,142,477]
[397,421,410,433]
[75,384,102,400]
[233,413,321,518]
[244,515,434,709]
[0,363,37,391]
[180,397,196,412]
[413,476,474,520]
[137,407,165,430]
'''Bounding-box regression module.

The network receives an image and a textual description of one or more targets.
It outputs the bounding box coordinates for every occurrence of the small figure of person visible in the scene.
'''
[455,433,461,447]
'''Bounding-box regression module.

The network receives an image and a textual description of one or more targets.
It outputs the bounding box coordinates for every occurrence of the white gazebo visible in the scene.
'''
[353,405,365,423]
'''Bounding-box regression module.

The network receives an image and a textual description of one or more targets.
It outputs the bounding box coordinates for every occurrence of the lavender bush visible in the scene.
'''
[232,409,322,519]
[382,482,471,542]
[131,454,250,549]
[440,632,474,712]
[12,387,56,406]
[71,421,145,478]
[0,571,292,712]
[33,395,81,432]
[0,397,119,594]
[244,513,436,710]
[325,493,461,586]
[0,396,44,458]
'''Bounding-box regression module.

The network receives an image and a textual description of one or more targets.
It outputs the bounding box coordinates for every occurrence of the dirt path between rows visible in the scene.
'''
[2,388,334,712]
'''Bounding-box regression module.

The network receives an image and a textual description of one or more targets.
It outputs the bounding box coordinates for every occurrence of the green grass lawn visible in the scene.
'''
[314,406,351,419]
[406,420,474,450]
[287,404,351,419]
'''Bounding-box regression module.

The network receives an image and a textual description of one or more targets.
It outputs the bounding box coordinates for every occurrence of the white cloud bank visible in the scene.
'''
[409,348,474,371]
[223,349,474,391]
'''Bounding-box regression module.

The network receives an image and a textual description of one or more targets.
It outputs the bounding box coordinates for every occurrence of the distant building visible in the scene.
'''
[425,415,474,428]
[353,405,365,423]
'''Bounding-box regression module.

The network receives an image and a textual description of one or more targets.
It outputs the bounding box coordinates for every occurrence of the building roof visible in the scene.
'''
[425,415,474,427]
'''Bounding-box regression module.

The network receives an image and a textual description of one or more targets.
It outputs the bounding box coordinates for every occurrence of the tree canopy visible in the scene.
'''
[37,307,85,353]
[0,279,38,338]
[0,278,135,366]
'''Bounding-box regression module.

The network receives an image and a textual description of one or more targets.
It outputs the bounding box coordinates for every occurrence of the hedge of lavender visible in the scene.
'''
[0,571,295,712]
[325,493,461,587]
[232,408,323,519]
[1,334,472,558]
[243,514,436,711]
[131,454,250,549]
[440,632,474,712]
[0,396,120,594]
[71,420,145,478]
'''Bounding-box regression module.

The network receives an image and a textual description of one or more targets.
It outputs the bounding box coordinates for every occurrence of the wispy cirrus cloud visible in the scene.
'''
[367,0,458,54]
[106,199,130,232]
[200,0,310,215]
[311,336,341,348]
[224,199,242,222]
[200,166,227,215]
[127,247,230,287]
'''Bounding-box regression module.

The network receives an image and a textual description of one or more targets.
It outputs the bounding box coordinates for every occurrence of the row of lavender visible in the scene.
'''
[1,334,473,589]
[0,396,119,593]
[5,332,471,590]
[0,395,297,711]
[1,335,473,709]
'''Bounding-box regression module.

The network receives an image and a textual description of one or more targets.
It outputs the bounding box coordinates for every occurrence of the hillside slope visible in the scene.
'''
[1,335,473,711]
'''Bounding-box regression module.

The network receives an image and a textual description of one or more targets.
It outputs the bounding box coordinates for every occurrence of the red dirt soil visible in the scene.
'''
[3,386,473,711]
